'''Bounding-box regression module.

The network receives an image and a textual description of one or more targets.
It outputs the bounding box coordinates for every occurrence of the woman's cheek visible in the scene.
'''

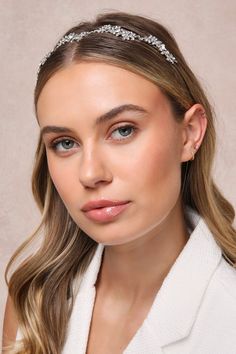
[47,155,77,201]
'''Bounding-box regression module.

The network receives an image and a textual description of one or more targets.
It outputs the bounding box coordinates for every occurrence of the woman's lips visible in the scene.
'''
[83,202,131,222]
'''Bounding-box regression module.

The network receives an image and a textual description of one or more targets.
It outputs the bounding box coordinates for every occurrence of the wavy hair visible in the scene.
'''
[5,11,236,354]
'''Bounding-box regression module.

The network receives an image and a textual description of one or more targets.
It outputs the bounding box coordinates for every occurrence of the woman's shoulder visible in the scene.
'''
[210,256,236,301]
[196,255,236,329]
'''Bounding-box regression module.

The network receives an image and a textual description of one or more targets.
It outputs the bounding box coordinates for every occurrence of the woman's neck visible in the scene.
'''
[96,200,189,302]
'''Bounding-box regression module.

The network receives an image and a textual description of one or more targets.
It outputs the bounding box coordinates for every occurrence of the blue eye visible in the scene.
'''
[51,139,77,152]
[110,125,136,140]
[49,124,137,154]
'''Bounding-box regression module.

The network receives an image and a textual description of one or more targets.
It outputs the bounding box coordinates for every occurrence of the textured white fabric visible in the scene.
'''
[16,208,236,353]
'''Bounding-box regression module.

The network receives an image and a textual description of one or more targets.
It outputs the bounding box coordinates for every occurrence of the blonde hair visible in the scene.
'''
[5,11,236,354]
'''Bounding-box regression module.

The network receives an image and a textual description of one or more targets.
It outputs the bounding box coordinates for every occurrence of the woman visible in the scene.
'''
[3,11,236,354]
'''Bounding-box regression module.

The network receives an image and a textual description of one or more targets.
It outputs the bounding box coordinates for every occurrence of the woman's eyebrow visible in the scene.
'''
[41,125,74,136]
[40,103,148,136]
[95,103,148,126]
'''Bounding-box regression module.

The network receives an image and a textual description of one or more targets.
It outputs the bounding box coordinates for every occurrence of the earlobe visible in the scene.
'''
[181,103,207,162]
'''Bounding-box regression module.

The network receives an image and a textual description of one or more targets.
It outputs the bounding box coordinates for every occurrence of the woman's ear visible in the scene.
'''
[181,103,207,162]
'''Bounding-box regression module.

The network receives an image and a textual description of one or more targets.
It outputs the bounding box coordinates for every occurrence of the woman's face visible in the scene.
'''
[37,62,186,246]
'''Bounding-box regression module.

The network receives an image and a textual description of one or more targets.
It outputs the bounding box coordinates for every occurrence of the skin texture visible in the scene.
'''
[3,62,207,353]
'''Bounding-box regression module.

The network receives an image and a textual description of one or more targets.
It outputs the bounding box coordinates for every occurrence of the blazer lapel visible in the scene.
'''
[62,243,104,354]
[125,209,222,352]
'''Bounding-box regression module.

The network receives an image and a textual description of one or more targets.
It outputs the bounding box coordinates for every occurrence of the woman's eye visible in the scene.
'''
[49,125,137,153]
[110,125,137,140]
[50,138,78,152]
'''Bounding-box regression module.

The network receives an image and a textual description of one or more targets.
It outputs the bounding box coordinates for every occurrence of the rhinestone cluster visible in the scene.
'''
[38,24,177,74]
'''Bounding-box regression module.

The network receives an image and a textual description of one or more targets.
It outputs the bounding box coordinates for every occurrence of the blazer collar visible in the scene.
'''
[68,208,222,352]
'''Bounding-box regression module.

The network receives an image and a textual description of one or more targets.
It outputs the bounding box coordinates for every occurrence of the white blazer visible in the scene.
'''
[17,209,236,353]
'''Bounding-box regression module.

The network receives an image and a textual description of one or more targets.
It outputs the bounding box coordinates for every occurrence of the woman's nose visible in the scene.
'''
[78,149,112,189]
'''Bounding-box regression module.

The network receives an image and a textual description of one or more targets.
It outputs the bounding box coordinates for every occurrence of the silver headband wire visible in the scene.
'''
[38,24,177,75]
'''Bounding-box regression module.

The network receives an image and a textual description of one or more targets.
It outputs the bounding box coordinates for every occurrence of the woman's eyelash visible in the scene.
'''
[49,138,77,151]
[48,124,138,152]
[109,124,137,140]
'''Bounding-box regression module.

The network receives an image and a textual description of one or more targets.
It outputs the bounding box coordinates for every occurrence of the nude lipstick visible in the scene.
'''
[81,200,130,222]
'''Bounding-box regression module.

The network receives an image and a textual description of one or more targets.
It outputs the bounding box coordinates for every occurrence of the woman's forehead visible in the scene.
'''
[36,61,173,129]
[37,61,162,103]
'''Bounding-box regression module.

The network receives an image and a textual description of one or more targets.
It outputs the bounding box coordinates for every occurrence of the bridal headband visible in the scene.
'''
[38,24,178,75]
